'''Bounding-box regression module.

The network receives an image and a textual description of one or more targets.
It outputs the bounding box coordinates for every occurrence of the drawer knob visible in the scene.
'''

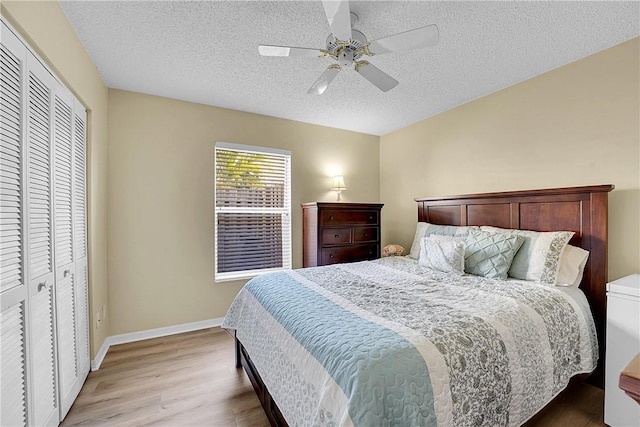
[369,216,373,220]
[329,254,335,258]
[329,215,335,220]
[364,233,368,237]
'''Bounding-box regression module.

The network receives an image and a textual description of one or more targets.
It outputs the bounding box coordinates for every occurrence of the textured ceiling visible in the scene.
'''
[60,1,639,136]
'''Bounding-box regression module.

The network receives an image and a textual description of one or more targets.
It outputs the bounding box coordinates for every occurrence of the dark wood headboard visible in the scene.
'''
[415,184,614,384]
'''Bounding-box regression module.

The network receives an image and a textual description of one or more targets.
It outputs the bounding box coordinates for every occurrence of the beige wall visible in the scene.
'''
[107,90,379,335]
[1,2,110,358]
[380,38,640,281]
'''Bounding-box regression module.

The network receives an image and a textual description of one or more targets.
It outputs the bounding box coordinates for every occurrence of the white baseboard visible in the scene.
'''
[91,317,224,371]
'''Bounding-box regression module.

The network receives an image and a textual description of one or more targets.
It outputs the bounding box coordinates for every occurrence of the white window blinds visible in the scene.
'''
[215,143,291,281]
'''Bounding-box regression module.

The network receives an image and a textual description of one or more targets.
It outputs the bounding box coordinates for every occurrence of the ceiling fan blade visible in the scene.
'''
[322,0,352,41]
[368,24,439,55]
[307,66,341,95]
[258,45,324,57]
[355,61,398,92]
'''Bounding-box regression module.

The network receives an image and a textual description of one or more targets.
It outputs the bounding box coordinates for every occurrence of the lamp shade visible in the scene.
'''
[330,175,347,191]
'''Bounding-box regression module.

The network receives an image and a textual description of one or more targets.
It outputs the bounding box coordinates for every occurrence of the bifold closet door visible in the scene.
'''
[53,84,79,419]
[1,23,29,427]
[1,19,90,425]
[26,46,59,427]
[53,83,90,420]
[1,21,59,427]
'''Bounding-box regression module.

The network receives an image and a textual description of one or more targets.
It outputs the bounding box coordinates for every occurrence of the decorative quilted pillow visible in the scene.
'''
[409,222,477,259]
[464,229,525,280]
[481,226,575,284]
[418,236,465,275]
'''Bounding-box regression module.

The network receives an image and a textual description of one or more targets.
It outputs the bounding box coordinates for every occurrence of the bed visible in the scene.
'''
[222,185,614,426]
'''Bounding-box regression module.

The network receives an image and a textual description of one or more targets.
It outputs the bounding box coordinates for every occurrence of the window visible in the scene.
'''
[215,142,291,281]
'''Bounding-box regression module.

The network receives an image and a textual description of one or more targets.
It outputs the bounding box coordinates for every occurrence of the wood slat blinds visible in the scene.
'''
[215,143,291,280]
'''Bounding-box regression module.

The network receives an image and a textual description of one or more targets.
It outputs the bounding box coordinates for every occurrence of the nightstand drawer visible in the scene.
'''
[353,227,378,242]
[321,245,378,265]
[321,228,352,244]
[321,210,378,225]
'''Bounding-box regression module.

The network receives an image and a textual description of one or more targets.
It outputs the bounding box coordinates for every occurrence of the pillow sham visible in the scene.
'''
[409,222,477,259]
[464,229,525,280]
[418,236,465,275]
[556,244,589,287]
[481,226,574,284]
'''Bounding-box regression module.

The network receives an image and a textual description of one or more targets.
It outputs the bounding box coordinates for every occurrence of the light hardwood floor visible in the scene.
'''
[62,327,605,427]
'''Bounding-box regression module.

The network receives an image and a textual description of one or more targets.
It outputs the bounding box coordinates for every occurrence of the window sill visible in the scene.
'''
[215,267,291,283]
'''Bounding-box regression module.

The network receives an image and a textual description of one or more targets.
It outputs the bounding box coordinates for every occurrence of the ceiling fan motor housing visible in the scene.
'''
[326,29,367,68]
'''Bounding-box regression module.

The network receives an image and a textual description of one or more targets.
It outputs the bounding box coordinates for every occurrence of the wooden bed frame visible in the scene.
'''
[235,184,614,427]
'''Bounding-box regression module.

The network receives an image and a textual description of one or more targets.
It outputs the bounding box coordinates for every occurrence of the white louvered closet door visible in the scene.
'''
[1,19,90,426]
[73,103,90,376]
[0,23,29,427]
[53,83,79,419]
[26,51,60,427]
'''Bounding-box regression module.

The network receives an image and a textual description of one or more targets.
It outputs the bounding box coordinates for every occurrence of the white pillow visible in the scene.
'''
[481,226,574,285]
[409,222,477,259]
[418,236,465,275]
[556,245,589,287]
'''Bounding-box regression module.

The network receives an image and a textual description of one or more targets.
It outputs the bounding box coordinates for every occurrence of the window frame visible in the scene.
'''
[214,141,292,282]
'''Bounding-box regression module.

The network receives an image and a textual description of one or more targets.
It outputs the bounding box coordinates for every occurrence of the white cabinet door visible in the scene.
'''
[605,275,640,427]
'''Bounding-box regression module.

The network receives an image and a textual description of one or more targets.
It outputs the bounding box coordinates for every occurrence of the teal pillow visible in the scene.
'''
[464,229,525,279]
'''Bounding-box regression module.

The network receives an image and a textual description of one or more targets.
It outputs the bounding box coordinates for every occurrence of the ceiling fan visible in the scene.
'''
[258,0,439,94]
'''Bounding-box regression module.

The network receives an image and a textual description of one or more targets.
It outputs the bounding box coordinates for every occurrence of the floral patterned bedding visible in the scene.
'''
[222,257,597,427]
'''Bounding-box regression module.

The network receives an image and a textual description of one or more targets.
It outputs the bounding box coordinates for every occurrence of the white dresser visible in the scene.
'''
[605,274,640,427]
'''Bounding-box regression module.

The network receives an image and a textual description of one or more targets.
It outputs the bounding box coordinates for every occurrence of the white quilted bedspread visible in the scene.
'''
[223,257,597,427]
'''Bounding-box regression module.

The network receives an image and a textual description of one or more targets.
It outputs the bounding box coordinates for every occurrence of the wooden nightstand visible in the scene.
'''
[302,202,383,267]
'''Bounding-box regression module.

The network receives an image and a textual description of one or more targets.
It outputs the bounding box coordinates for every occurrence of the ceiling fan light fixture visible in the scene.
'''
[258,0,439,94]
